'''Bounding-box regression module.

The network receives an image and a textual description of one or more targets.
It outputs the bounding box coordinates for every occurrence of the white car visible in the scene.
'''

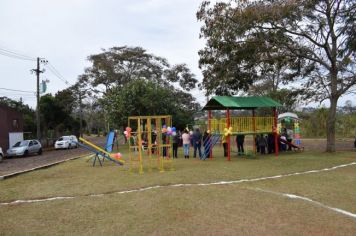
[54,135,78,149]
[7,140,42,157]
[0,147,3,162]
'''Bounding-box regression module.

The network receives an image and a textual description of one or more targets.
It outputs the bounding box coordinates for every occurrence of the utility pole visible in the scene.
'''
[32,57,46,141]
[79,90,83,138]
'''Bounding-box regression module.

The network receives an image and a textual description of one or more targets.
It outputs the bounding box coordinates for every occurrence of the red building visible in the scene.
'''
[0,105,24,151]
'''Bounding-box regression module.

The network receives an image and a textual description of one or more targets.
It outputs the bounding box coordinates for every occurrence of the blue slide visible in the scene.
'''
[105,131,115,152]
[202,133,221,159]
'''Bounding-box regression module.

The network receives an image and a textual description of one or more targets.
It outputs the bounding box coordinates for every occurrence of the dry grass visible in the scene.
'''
[0,146,355,235]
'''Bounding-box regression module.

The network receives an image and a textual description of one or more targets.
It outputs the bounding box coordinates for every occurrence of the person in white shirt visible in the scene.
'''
[280,134,287,151]
[182,129,191,159]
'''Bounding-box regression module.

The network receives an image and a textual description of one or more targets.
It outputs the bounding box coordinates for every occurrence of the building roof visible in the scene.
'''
[202,96,282,110]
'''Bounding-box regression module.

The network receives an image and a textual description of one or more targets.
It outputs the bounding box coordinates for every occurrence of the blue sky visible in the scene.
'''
[0,0,354,108]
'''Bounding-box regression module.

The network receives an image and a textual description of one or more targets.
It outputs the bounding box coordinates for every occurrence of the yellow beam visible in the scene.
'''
[79,137,125,164]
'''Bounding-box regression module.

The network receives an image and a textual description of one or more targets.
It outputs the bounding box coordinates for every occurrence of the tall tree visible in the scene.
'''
[78,46,199,130]
[106,79,200,129]
[40,94,81,137]
[79,46,197,93]
[197,0,356,152]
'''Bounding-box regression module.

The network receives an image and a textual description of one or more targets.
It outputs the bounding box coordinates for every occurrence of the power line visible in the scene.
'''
[0,47,36,61]
[0,87,35,93]
[0,96,36,99]
[0,49,36,60]
[45,62,70,85]
[0,92,35,96]
[0,50,35,61]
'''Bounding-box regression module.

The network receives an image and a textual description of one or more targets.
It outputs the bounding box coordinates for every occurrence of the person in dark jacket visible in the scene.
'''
[151,130,157,154]
[255,135,260,153]
[172,130,179,158]
[258,134,267,154]
[162,131,167,157]
[267,133,275,154]
[192,128,202,158]
[236,134,245,155]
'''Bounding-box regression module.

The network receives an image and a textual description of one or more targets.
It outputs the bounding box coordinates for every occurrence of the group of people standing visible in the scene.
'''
[183,128,212,160]
[173,128,213,160]
[220,133,275,157]
[131,126,298,159]
[255,134,276,154]
[145,127,209,160]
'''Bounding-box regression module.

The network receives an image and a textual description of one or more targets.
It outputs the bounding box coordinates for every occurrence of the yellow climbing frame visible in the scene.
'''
[128,115,174,174]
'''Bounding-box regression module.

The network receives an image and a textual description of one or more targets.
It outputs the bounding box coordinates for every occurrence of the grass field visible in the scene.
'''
[0,146,355,235]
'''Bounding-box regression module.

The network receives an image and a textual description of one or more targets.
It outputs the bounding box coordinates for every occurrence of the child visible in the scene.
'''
[129,135,137,152]
[280,134,287,151]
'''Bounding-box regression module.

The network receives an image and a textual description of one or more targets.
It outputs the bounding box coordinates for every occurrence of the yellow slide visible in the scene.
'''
[79,137,125,164]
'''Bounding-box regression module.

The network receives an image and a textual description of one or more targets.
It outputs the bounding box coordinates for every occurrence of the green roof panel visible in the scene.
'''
[203,96,282,110]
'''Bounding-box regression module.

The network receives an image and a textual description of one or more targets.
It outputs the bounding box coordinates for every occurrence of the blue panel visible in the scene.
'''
[105,131,115,152]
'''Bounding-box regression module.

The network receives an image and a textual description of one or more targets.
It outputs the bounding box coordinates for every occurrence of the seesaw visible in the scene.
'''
[77,137,125,167]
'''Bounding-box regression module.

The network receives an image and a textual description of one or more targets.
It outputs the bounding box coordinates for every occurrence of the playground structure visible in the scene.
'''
[127,115,174,174]
[76,131,125,166]
[203,96,282,160]
[278,112,303,150]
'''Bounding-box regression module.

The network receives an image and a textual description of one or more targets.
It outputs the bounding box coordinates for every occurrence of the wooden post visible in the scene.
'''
[273,108,279,159]
[208,110,213,159]
[227,109,231,161]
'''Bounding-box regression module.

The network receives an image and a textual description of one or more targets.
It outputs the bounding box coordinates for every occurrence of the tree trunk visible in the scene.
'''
[326,96,338,152]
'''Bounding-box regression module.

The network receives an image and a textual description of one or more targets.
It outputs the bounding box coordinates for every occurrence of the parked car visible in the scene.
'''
[0,147,3,162]
[54,135,78,149]
[7,140,42,157]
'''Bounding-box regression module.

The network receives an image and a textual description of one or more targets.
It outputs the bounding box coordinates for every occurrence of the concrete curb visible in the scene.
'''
[0,154,89,181]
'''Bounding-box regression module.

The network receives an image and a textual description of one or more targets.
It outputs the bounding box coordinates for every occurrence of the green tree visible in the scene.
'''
[267,89,300,113]
[78,46,199,130]
[0,97,36,136]
[79,46,197,92]
[54,87,78,114]
[106,79,200,129]
[197,0,356,152]
[40,94,81,137]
